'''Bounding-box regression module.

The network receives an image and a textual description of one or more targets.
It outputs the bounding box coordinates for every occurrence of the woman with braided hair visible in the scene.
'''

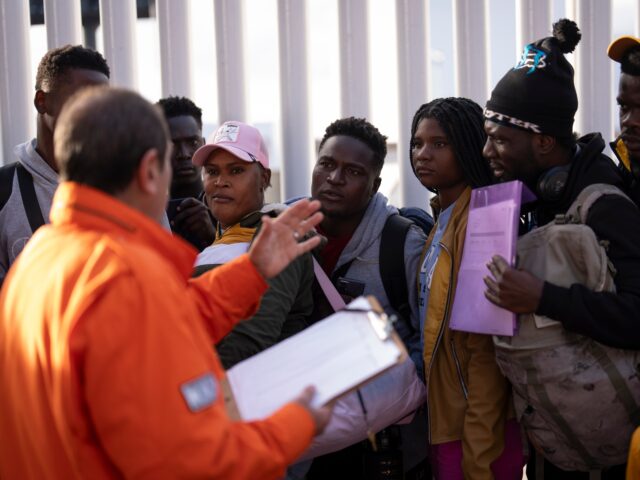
[410,97,524,479]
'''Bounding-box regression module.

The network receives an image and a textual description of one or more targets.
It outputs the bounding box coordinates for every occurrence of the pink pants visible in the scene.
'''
[430,419,525,480]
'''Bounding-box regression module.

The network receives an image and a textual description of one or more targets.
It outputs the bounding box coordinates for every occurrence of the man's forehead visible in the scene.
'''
[484,119,522,136]
[167,115,202,139]
[484,119,506,132]
[319,135,375,163]
[45,68,109,91]
[619,72,640,96]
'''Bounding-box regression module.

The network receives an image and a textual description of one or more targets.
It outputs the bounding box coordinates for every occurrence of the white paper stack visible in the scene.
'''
[225,296,406,421]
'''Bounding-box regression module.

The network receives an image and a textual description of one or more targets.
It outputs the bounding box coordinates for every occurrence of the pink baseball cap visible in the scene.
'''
[192,121,269,168]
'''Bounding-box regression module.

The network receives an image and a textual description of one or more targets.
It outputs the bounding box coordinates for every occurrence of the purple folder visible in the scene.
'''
[449,181,535,336]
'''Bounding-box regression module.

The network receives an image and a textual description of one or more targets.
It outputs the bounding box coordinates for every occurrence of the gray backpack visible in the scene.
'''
[493,183,640,472]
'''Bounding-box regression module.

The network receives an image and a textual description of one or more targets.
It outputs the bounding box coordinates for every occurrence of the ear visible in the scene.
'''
[535,134,556,155]
[261,167,272,190]
[34,90,47,115]
[135,148,165,195]
[372,176,382,194]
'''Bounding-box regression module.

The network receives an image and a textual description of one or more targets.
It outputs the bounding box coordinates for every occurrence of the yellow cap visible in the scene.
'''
[608,35,640,62]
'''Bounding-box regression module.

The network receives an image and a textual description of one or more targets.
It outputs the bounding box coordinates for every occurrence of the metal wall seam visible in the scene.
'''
[277,0,312,200]
[100,0,138,89]
[157,0,192,98]
[396,0,430,208]
[0,0,33,164]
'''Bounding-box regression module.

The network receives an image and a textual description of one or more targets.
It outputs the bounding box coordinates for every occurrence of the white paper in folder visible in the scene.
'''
[224,296,406,421]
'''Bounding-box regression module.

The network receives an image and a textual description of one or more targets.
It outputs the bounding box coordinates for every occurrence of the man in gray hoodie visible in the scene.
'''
[307,117,428,479]
[0,45,110,285]
[310,117,426,371]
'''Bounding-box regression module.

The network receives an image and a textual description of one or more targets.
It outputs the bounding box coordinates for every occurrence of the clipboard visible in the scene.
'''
[221,295,407,421]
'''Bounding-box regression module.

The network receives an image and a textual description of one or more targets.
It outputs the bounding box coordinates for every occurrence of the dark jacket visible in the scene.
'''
[166,191,215,251]
[535,133,640,349]
[611,137,640,208]
[193,209,314,369]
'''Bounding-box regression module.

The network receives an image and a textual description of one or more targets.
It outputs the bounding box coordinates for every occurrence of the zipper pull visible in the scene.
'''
[357,389,377,451]
[367,428,378,452]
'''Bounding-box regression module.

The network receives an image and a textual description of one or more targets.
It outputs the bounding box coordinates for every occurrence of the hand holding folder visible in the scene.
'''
[222,296,407,421]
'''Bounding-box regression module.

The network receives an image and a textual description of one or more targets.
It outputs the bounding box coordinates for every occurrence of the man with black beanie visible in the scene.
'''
[482,19,640,479]
[608,35,640,207]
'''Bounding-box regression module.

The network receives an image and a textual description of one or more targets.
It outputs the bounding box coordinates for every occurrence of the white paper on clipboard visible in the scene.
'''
[223,296,406,421]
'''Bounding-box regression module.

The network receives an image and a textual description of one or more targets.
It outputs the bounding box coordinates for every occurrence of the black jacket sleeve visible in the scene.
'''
[536,195,640,349]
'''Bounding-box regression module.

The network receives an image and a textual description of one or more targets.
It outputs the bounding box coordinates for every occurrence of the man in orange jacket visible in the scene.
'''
[0,86,331,479]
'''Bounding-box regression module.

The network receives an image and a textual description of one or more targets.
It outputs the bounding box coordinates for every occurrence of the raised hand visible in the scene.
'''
[248,199,323,279]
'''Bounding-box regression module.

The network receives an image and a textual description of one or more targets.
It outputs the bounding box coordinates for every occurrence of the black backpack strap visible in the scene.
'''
[16,163,45,232]
[380,214,413,323]
[0,162,18,211]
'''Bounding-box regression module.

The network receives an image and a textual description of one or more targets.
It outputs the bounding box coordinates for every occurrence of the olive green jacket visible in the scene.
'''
[194,209,314,369]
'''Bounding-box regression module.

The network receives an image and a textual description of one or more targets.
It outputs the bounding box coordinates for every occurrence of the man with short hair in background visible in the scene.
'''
[305,117,429,480]
[0,44,110,286]
[608,35,640,207]
[157,95,215,249]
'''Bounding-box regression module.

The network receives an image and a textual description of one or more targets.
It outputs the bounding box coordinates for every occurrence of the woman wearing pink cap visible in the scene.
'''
[191,121,315,368]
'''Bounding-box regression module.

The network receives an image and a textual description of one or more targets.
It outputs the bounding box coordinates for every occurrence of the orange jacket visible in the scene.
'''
[628,427,640,480]
[0,182,315,480]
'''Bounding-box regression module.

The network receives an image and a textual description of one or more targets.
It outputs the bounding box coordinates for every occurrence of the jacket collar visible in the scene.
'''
[51,182,198,280]
[14,138,58,186]
[337,192,395,267]
[611,136,640,186]
[611,137,632,173]
[431,187,471,250]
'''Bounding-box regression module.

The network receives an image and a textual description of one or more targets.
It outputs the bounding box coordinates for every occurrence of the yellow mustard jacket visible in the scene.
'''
[420,187,512,480]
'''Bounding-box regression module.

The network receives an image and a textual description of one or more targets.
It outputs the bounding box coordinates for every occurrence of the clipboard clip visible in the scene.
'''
[367,311,396,341]
[344,297,397,341]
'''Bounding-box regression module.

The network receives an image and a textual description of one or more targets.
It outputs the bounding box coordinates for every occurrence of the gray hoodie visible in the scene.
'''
[0,139,171,285]
[304,192,428,475]
[0,139,57,283]
[332,192,426,371]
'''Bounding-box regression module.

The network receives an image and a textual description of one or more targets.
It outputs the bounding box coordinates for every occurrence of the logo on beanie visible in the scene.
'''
[214,123,239,143]
[514,44,547,75]
[484,109,542,134]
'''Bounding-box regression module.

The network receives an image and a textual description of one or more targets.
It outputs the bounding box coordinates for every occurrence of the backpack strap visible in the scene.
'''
[567,183,634,225]
[15,163,45,232]
[522,354,598,470]
[0,162,18,211]
[398,206,434,236]
[587,342,640,425]
[380,214,413,322]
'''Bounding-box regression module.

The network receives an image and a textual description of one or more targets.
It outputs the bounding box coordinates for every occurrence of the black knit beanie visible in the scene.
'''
[485,19,581,138]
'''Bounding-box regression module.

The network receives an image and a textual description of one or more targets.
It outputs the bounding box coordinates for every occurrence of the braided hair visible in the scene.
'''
[410,97,493,192]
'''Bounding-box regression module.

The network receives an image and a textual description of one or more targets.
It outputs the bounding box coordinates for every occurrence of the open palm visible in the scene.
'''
[248,199,323,279]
